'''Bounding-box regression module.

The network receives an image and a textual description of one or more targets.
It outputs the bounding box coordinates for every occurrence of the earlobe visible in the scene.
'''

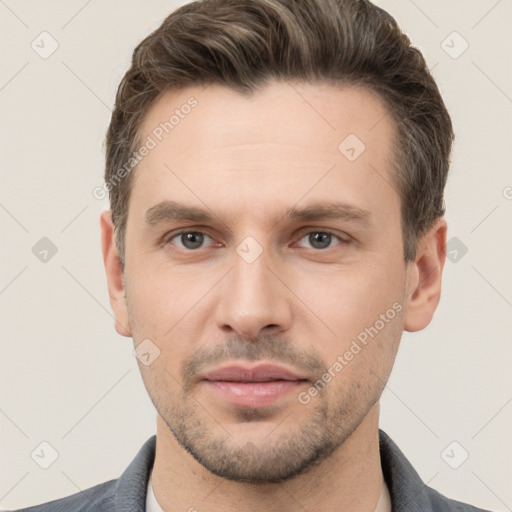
[100,210,132,338]
[403,217,447,333]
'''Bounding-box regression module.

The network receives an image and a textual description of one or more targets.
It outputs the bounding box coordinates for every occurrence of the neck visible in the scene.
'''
[151,403,383,512]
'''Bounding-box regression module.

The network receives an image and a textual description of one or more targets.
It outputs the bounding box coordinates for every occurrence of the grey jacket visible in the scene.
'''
[10,430,492,511]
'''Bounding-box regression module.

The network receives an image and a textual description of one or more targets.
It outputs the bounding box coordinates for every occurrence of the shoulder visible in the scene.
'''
[378,430,495,512]
[8,435,156,512]
[8,479,116,512]
[425,485,495,512]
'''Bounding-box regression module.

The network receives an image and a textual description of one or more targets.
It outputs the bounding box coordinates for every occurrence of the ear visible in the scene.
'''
[100,210,132,338]
[403,217,447,332]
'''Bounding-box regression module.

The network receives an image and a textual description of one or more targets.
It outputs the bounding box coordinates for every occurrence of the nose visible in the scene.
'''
[215,246,293,340]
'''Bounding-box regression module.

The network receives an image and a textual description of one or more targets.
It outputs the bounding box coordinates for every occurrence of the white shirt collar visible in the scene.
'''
[146,470,165,512]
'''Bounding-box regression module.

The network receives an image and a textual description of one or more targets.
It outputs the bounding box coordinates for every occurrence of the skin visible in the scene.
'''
[101,81,447,511]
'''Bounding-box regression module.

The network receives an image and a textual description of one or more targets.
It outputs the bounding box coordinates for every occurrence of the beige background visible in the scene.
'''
[1,0,511,510]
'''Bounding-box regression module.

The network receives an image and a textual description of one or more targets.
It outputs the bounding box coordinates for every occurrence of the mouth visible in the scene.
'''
[201,363,309,408]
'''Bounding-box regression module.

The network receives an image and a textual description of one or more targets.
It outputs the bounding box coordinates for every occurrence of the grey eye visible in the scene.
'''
[296,231,341,250]
[170,231,212,250]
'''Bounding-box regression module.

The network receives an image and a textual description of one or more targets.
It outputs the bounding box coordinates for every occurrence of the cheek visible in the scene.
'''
[125,264,210,367]
[312,306,403,411]
[307,265,398,325]
[299,262,404,357]
[137,357,183,412]
[127,261,200,324]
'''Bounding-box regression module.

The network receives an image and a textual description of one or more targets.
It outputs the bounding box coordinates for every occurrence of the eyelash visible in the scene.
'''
[164,228,350,251]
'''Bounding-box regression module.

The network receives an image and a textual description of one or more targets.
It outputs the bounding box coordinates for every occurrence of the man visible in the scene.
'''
[12,0,493,511]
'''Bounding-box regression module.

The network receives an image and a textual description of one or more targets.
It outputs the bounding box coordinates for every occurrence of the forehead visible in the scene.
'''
[140,80,394,156]
[130,81,400,229]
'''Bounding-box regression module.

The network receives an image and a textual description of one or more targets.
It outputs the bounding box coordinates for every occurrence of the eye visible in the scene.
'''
[166,230,216,250]
[295,230,348,250]
[163,228,350,252]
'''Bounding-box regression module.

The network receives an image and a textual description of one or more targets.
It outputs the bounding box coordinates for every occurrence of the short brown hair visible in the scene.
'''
[105,0,454,267]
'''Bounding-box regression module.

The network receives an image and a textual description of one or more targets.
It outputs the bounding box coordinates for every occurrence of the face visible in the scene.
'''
[111,81,418,482]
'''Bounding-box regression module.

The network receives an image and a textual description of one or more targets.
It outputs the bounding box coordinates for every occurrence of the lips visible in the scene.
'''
[202,364,307,383]
[201,364,309,408]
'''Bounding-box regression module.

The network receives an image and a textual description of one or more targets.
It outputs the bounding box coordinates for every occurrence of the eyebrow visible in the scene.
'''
[144,200,372,229]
